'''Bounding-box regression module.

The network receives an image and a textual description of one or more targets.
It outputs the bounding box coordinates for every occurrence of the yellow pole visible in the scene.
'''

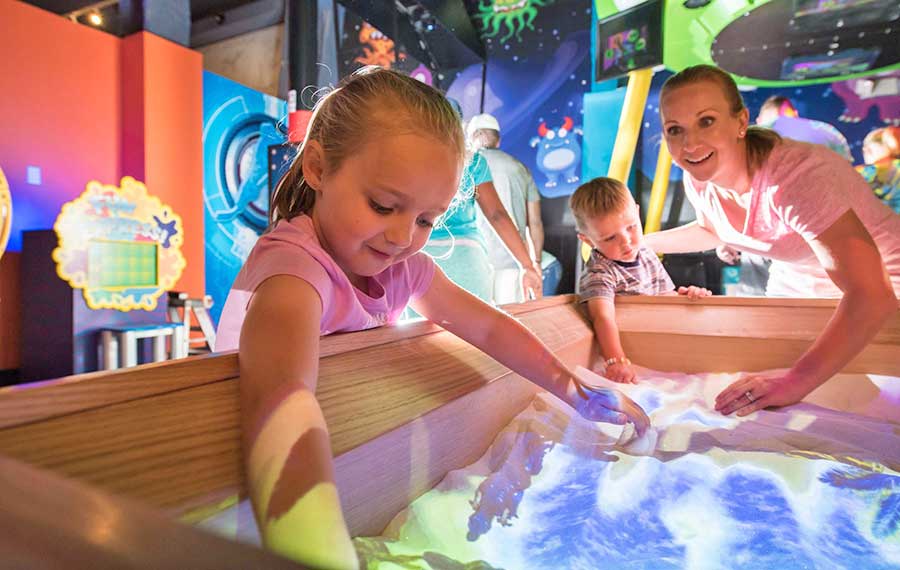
[582,67,654,261]
[644,141,672,234]
[608,67,653,182]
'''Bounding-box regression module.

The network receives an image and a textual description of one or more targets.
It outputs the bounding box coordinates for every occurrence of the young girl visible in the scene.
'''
[215,67,649,570]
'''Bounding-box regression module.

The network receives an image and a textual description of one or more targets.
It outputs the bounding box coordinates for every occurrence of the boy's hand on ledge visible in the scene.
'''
[604,362,637,384]
[677,285,712,300]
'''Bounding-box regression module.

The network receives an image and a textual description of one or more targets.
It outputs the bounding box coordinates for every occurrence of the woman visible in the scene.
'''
[644,64,900,417]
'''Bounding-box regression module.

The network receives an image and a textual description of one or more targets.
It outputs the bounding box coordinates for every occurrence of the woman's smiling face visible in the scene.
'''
[661,80,750,186]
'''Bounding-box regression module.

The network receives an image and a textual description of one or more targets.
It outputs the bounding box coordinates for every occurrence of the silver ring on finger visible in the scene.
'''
[744,390,756,403]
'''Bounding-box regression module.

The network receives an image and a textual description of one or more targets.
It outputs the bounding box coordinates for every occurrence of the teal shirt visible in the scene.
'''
[858,158,900,214]
[429,151,493,242]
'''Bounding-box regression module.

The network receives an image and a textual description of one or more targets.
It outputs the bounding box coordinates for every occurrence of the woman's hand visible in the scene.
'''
[569,381,650,436]
[716,244,741,265]
[522,265,543,300]
[677,285,712,300]
[714,371,819,416]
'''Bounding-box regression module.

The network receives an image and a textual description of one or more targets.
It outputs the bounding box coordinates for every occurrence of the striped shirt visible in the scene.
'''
[579,246,675,301]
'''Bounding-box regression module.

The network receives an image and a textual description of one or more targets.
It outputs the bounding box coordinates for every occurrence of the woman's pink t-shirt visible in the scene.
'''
[215,215,435,351]
[684,139,900,297]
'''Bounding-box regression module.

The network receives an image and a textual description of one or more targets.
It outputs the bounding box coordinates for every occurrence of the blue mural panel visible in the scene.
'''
[202,72,287,324]
[451,0,594,198]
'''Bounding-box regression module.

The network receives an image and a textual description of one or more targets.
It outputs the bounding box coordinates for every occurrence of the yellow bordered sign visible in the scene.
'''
[0,166,11,262]
[52,177,186,311]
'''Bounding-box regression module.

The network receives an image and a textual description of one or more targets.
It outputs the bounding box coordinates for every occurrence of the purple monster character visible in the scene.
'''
[832,70,900,126]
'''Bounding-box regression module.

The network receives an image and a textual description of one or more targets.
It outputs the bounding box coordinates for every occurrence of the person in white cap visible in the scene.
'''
[425,108,543,303]
[468,113,546,304]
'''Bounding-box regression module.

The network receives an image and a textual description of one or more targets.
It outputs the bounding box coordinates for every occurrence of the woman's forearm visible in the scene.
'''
[643,222,723,254]
[527,201,544,263]
[789,289,897,391]
[477,183,536,270]
[489,210,537,269]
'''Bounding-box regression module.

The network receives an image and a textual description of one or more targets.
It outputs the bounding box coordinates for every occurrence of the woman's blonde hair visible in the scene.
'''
[270,67,465,225]
[661,64,782,174]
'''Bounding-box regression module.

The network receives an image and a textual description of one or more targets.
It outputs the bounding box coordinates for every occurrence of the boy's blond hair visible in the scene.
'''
[569,177,633,232]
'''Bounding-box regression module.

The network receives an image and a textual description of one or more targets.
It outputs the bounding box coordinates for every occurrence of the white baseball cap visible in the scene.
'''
[466,113,500,139]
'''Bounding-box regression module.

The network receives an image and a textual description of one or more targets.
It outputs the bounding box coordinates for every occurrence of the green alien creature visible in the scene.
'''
[475,0,554,42]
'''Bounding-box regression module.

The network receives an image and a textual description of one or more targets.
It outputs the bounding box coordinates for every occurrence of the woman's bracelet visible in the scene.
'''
[603,356,631,368]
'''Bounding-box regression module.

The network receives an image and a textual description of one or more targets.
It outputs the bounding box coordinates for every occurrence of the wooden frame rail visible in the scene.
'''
[1,294,897,562]
[616,296,900,376]
[0,296,590,527]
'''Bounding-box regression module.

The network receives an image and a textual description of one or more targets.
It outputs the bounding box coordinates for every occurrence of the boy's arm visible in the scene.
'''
[410,268,649,431]
[240,276,358,570]
[585,298,636,383]
[585,297,626,362]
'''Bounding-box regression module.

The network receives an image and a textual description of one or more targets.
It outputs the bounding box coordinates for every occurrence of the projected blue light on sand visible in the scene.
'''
[357,369,900,569]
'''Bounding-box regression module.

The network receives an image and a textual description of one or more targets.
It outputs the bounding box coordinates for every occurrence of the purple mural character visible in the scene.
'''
[530,116,583,189]
[832,71,900,126]
[409,64,433,86]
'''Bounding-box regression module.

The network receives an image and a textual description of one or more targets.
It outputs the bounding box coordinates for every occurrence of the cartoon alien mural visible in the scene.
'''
[832,70,900,126]
[355,22,404,69]
[530,116,583,190]
[475,0,554,42]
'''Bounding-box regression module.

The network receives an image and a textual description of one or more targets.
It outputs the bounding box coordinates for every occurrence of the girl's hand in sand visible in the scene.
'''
[568,381,650,436]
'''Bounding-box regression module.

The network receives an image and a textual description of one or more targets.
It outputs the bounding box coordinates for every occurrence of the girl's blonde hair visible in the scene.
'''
[661,64,782,174]
[270,67,465,225]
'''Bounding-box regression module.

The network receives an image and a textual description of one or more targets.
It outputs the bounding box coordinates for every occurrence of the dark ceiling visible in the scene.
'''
[23,0,256,20]
[21,0,485,74]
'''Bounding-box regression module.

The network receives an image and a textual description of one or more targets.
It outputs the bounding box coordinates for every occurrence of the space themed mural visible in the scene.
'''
[339,13,436,87]
[202,72,287,324]
[448,0,593,199]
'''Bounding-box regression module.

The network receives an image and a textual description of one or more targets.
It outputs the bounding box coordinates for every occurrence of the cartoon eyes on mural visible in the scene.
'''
[535,116,574,141]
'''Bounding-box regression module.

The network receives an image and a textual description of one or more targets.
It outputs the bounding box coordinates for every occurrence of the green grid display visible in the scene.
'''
[88,240,158,288]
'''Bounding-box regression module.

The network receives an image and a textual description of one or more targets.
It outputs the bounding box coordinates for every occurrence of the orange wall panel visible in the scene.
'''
[0,1,122,369]
[0,2,207,368]
[120,32,205,298]
[140,33,205,297]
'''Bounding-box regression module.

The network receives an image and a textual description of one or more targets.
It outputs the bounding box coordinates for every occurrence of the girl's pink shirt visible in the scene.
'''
[684,139,900,297]
[215,215,435,351]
